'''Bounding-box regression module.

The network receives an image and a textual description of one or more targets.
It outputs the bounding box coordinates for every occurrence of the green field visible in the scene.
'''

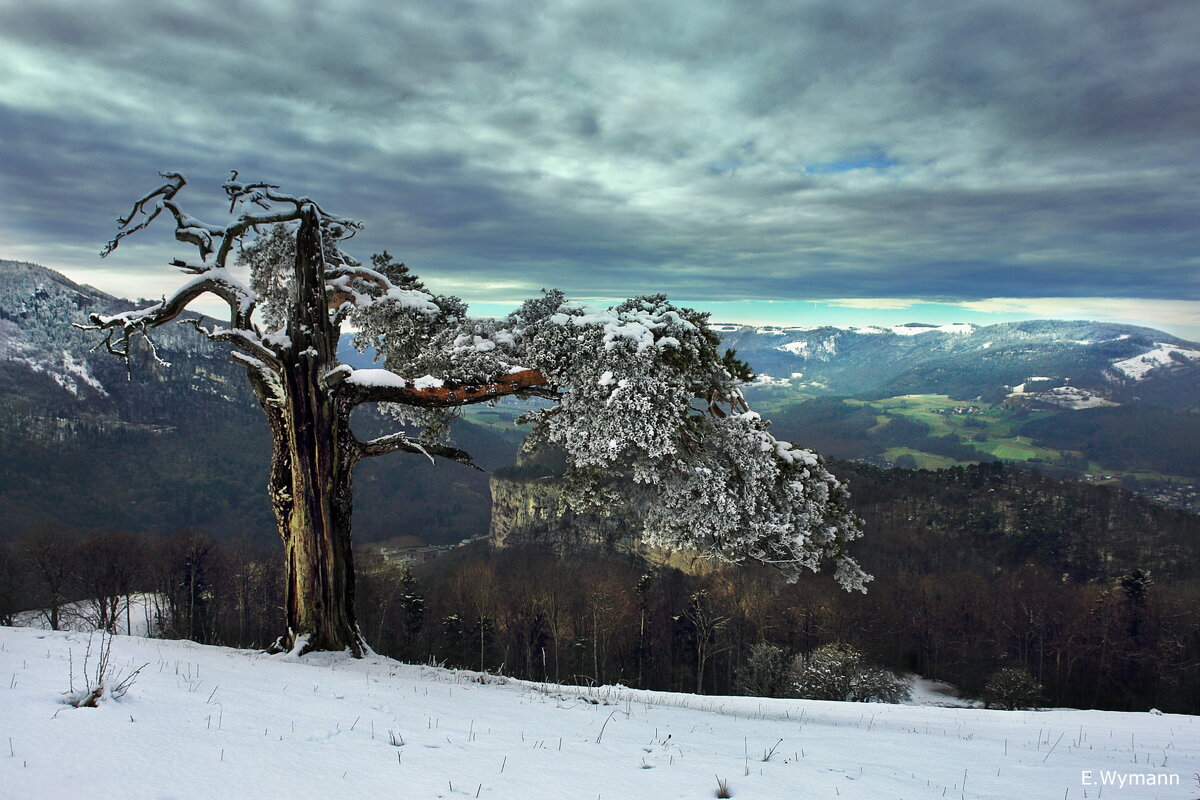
[974,436,1063,462]
[859,395,1196,490]
[873,395,1053,461]
[881,447,964,470]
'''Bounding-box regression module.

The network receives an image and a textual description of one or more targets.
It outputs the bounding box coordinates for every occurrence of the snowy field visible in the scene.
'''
[1,626,1196,799]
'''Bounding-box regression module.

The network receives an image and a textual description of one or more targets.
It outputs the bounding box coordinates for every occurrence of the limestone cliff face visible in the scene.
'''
[488,473,639,555]
[488,465,715,573]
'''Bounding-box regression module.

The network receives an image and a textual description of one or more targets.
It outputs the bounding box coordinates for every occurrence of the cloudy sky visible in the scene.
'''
[1,0,1197,336]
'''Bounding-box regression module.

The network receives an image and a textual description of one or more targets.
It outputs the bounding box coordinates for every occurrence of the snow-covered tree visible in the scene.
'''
[83,172,868,656]
[789,643,911,703]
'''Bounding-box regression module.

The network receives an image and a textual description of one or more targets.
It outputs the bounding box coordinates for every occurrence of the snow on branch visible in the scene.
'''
[357,432,481,468]
[340,367,555,408]
[325,264,440,317]
[76,270,261,365]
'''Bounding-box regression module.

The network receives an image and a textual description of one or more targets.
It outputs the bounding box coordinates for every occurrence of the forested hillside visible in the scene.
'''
[477,456,1200,711]
[0,260,518,543]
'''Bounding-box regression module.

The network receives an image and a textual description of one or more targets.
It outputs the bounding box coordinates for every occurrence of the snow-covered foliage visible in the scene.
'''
[496,293,863,587]
[237,223,298,334]
[373,289,866,586]
[789,643,911,704]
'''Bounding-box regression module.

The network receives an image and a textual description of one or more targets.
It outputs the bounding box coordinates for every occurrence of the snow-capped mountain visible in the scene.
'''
[0,260,511,544]
[721,319,1200,407]
[0,259,239,417]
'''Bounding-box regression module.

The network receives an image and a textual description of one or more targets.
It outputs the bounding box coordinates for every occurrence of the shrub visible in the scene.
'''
[982,667,1042,710]
[736,642,790,698]
[789,642,911,703]
[64,631,146,708]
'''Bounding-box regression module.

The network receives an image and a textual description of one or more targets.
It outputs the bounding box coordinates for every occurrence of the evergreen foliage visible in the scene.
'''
[982,667,1043,710]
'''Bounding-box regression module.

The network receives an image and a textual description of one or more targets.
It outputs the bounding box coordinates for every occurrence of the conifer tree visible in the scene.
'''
[84,172,868,655]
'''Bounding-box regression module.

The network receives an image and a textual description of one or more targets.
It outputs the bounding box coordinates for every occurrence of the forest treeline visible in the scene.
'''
[836,460,1200,580]
[2,464,1196,711]
[360,544,1199,714]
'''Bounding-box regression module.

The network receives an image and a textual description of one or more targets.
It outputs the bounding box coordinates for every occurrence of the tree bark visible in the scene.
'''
[268,378,363,655]
[265,207,365,656]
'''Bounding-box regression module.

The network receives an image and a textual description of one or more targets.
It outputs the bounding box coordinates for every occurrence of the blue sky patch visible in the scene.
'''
[806,147,900,174]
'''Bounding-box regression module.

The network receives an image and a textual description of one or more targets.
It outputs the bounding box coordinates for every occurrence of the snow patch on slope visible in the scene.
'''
[776,337,838,358]
[1111,344,1200,381]
[1035,386,1118,410]
[1008,379,1118,409]
[889,323,976,336]
[60,350,107,396]
[9,350,108,397]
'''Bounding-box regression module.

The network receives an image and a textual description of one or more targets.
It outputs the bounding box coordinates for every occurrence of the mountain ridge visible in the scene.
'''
[0,259,516,544]
[719,318,1200,408]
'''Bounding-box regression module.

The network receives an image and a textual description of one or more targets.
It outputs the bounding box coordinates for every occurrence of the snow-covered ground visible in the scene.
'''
[1111,344,1200,381]
[1007,384,1119,410]
[905,675,980,708]
[1,628,1195,799]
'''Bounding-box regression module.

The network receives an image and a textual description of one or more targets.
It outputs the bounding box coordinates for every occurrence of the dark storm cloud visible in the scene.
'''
[0,0,1196,313]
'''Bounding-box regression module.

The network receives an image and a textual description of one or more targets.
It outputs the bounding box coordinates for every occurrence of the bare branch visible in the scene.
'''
[182,318,283,371]
[104,172,361,272]
[358,432,482,469]
[101,172,188,258]
[79,316,171,375]
[76,271,261,365]
[217,174,362,268]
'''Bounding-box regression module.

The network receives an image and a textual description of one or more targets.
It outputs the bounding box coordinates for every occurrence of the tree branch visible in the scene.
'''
[357,432,482,469]
[103,171,361,272]
[341,368,557,408]
[76,271,263,365]
[183,318,283,371]
[217,173,361,268]
[101,172,189,258]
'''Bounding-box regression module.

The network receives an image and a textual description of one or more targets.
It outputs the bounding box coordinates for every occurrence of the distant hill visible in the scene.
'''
[5,258,1195,543]
[720,320,1200,409]
[716,319,1200,509]
[0,260,518,545]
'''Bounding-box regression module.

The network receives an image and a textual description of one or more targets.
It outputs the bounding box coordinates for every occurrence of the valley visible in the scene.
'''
[756,392,1199,510]
[729,321,1200,511]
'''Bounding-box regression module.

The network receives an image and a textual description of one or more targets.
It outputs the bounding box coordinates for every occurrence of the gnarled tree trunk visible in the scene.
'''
[263,208,364,656]
[86,174,557,657]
